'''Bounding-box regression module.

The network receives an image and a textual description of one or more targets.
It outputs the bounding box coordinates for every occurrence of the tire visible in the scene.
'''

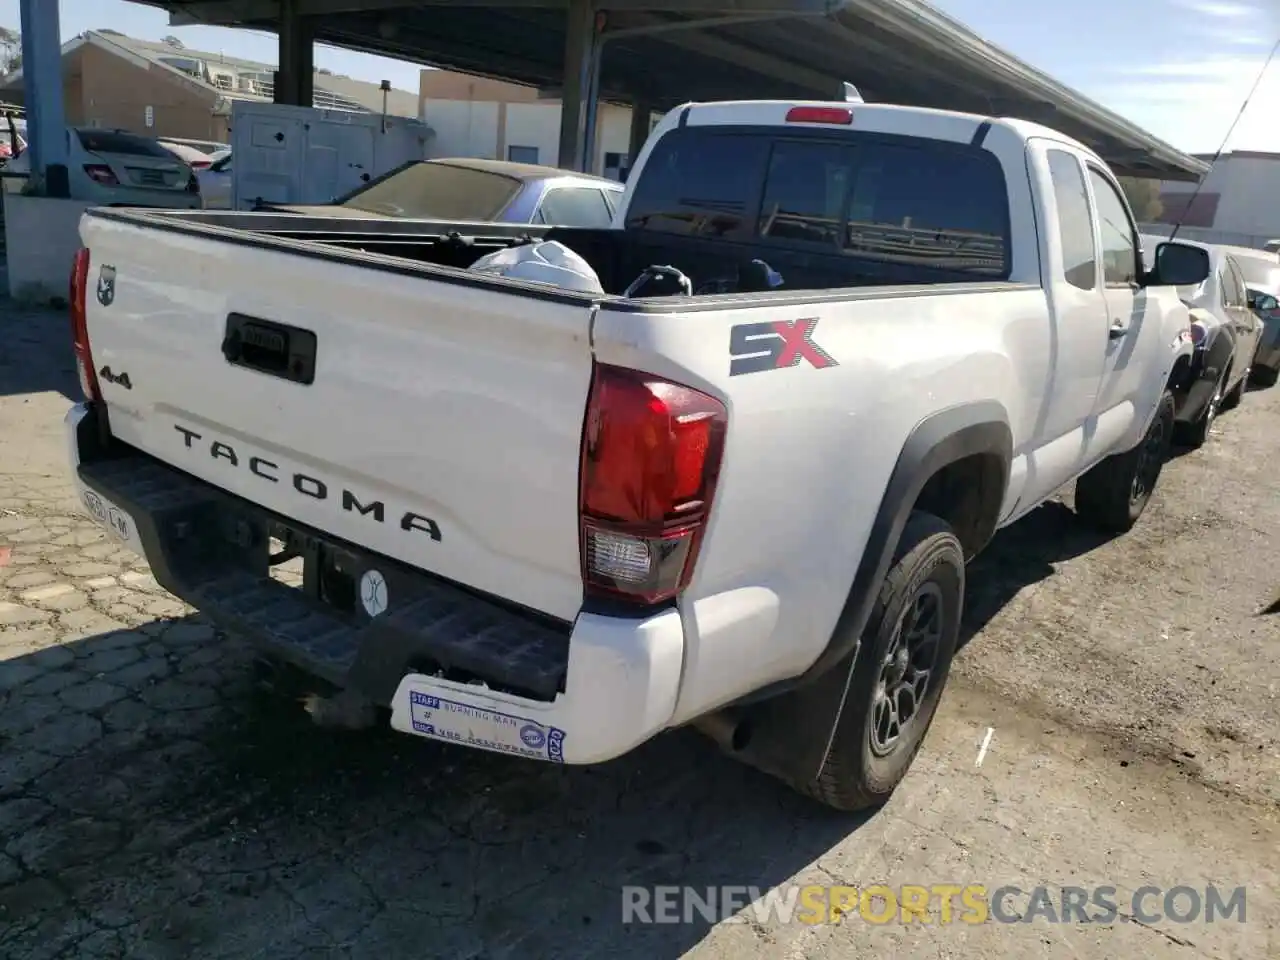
[1172,369,1223,449]
[1248,364,1279,388]
[799,511,964,813]
[1221,368,1245,411]
[1075,389,1175,533]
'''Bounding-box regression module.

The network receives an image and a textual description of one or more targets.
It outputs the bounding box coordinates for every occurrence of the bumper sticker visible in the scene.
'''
[407,691,565,763]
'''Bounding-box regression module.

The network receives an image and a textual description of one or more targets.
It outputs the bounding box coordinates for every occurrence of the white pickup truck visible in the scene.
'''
[65,100,1210,811]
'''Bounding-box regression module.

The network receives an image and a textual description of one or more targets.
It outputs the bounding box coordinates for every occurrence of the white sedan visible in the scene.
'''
[195,148,232,209]
[5,127,202,208]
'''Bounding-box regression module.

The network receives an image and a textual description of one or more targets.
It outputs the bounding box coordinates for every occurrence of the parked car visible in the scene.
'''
[1140,236,1261,447]
[196,149,232,209]
[65,99,1209,812]
[5,127,201,208]
[0,116,26,160]
[158,140,216,171]
[260,157,624,228]
[1217,243,1280,387]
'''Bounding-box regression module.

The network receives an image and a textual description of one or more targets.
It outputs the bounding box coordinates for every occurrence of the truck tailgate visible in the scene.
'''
[79,213,596,622]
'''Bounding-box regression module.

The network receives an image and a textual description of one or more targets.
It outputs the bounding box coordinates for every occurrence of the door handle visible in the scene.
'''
[1108,323,1129,340]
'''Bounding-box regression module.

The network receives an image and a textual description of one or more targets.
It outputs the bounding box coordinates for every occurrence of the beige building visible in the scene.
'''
[1142,150,1280,249]
[0,30,419,145]
[418,70,653,180]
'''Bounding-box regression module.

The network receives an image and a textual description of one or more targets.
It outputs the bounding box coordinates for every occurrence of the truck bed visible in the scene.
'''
[87,207,1020,300]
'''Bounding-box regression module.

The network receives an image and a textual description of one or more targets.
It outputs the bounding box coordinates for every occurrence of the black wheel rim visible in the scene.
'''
[870,581,944,757]
[1131,406,1169,504]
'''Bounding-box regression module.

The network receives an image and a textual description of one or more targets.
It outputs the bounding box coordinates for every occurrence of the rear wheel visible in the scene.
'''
[797,511,964,812]
[1075,390,1175,533]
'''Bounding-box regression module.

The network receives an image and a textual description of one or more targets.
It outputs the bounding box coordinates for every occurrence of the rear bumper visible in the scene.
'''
[1173,347,1218,423]
[65,402,684,764]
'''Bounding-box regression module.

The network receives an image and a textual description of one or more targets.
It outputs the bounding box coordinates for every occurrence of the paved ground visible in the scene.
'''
[1,302,1277,959]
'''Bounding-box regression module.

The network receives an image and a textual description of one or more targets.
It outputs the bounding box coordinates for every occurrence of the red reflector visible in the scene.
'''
[69,247,101,403]
[579,364,727,605]
[785,106,853,125]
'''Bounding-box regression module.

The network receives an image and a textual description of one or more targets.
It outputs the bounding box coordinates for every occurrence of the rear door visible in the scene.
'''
[1084,164,1157,436]
[1223,256,1261,376]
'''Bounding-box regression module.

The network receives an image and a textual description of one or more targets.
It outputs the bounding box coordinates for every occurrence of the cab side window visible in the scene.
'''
[1223,258,1247,308]
[1086,168,1140,286]
[1047,149,1097,290]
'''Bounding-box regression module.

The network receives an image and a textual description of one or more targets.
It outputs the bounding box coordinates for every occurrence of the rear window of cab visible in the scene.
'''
[624,126,1011,278]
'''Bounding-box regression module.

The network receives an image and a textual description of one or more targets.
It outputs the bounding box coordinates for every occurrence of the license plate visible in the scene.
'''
[392,684,566,763]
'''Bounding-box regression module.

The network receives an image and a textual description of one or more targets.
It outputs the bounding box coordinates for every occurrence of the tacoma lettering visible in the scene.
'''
[173,424,441,541]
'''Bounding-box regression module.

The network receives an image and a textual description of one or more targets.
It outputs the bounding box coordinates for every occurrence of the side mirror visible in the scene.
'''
[1145,241,1210,287]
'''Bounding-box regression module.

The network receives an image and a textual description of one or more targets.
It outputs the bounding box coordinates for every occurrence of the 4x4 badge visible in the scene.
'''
[96,265,116,307]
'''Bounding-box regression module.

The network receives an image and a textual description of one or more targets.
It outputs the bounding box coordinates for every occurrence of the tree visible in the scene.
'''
[0,27,21,74]
[1118,176,1164,222]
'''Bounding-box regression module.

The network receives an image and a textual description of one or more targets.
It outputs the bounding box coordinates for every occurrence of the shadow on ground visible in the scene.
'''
[0,613,868,960]
[959,500,1111,648]
[0,299,78,400]
[0,502,1119,958]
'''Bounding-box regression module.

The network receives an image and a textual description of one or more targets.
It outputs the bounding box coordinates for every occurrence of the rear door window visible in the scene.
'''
[625,126,1010,276]
[76,130,175,159]
[1223,258,1248,309]
[1046,149,1098,291]
[536,187,615,227]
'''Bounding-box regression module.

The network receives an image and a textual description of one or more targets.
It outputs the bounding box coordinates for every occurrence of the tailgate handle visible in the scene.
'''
[222,313,317,385]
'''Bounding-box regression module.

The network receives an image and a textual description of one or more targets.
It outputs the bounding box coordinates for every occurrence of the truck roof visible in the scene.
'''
[675,99,1098,161]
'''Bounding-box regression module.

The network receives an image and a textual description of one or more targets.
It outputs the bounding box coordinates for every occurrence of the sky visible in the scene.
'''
[0,0,1278,154]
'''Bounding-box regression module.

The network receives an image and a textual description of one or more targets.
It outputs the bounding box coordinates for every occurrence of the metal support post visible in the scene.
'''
[18,0,68,195]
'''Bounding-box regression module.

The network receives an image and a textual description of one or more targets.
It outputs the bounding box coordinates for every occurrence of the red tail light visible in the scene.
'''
[83,164,119,185]
[1189,321,1206,346]
[189,159,211,170]
[785,106,853,125]
[579,363,727,605]
[69,247,101,402]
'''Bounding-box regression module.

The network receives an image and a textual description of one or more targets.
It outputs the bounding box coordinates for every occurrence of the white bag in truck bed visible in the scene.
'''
[469,239,605,294]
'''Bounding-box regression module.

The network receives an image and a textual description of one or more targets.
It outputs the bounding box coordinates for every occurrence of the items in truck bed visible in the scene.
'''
[624,265,694,297]
[469,240,605,294]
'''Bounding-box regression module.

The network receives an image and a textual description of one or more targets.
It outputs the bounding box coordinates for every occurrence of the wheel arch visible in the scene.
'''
[699,401,1012,786]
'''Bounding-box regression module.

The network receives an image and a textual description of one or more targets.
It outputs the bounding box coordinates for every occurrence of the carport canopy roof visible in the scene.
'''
[133,0,1208,181]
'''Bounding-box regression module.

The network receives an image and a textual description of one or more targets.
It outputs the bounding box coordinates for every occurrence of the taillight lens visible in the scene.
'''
[83,164,118,185]
[579,363,727,605]
[785,106,853,125]
[1189,321,1206,346]
[69,247,101,402]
